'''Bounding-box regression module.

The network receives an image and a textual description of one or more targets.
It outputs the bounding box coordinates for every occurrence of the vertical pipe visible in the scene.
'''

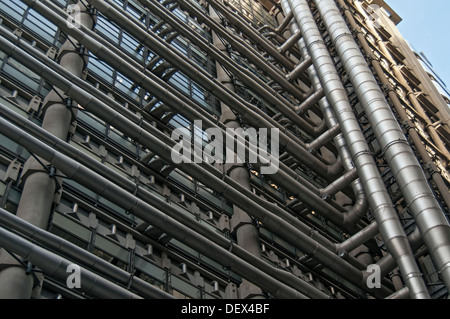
[210,7,264,299]
[345,1,450,210]
[280,0,368,231]
[0,0,95,298]
[286,0,430,299]
[312,0,450,294]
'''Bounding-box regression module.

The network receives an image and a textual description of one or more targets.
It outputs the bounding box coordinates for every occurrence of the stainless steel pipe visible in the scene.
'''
[312,0,450,294]
[286,0,430,299]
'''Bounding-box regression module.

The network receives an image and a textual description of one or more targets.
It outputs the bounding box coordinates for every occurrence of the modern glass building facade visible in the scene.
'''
[0,0,448,299]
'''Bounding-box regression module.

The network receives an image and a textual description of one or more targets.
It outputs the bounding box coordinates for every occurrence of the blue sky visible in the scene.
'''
[387,0,450,88]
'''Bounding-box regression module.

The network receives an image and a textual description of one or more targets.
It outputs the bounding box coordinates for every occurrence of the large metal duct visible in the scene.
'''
[310,0,450,294]
[279,0,368,234]
[340,0,450,211]
[285,0,430,298]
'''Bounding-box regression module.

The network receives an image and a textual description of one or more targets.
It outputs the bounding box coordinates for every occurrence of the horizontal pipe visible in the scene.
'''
[320,168,358,197]
[0,106,392,298]
[336,221,379,254]
[134,0,319,135]
[32,0,337,179]
[286,56,312,82]
[0,223,142,299]
[291,0,429,298]
[306,123,341,153]
[0,208,174,299]
[207,0,296,70]
[278,30,303,54]
[295,88,325,114]
[314,0,450,295]
[386,287,410,300]
[0,116,310,299]
[0,27,358,236]
[259,10,293,36]
[0,102,330,299]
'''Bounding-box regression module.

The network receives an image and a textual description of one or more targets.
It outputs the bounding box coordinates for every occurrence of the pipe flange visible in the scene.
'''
[381,138,410,157]
[351,149,373,164]
[337,249,348,259]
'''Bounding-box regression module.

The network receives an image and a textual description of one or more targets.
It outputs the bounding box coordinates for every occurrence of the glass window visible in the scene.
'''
[107,127,137,154]
[169,239,200,259]
[172,38,188,56]
[168,170,195,192]
[49,226,89,250]
[87,56,114,85]
[134,255,166,283]
[51,212,92,242]
[0,134,20,154]
[120,31,144,61]
[114,73,139,100]
[63,179,97,200]
[23,8,58,44]
[197,186,222,208]
[77,110,107,134]
[53,0,68,7]
[98,196,131,221]
[51,212,91,248]
[127,0,147,22]
[3,58,41,92]
[0,96,28,118]
[96,15,120,44]
[0,0,27,23]
[95,235,129,263]
[172,8,187,23]
[171,275,199,299]
[0,51,6,64]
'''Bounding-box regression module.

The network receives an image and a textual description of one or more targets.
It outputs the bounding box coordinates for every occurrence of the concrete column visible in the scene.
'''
[0,1,95,298]
[210,6,264,299]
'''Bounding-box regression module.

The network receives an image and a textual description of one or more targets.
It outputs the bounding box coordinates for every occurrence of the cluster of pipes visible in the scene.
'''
[0,0,448,299]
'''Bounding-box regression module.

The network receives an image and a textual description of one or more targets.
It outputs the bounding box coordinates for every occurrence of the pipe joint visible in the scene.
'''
[351,149,373,164]
[439,261,450,277]
[337,249,348,259]
[381,138,410,157]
